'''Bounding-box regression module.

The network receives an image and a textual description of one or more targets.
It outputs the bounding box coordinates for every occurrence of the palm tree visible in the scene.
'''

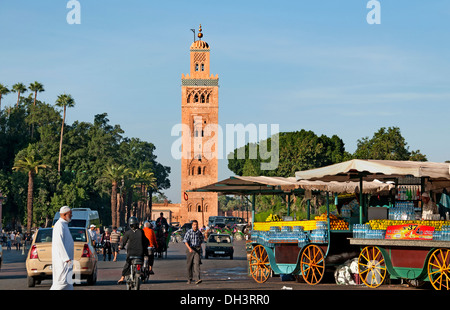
[99,164,131,227]
[28,82,45,138]
[28,81,45,106]
[55,93,75,174]
[133,169,158,220]
[12,83,27,107]
[12,155,50,233]
[0,84,10,111]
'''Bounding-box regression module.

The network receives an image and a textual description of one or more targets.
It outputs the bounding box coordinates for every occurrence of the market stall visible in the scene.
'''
[295,159,450,290]
[190,175,394,285]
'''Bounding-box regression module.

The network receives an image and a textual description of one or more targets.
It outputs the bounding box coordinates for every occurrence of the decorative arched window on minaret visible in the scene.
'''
[181,24,219,226]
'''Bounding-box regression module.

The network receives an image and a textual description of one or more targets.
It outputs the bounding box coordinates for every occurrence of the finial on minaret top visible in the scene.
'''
[197,24,203,39]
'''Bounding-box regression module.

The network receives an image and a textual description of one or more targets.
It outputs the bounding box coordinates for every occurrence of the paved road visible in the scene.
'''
[0,239,436,292]
[0,240,436,308]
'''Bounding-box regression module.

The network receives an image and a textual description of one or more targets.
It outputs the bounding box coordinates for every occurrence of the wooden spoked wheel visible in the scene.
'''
[427,248,450,290]
[249,245,271,283]
[358,246,387,288]
[300,244,325,285]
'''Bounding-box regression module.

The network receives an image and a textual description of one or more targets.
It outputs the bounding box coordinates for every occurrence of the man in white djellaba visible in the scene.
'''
[50,206,74,290]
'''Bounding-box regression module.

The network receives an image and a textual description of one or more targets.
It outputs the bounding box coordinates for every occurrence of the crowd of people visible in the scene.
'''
[2,209,206,289]
[0,230,32,251]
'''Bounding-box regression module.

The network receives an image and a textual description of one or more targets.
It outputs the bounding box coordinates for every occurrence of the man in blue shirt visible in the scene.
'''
[183,220,204,284]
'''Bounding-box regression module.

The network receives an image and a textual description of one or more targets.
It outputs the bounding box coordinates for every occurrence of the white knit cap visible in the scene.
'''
[422,192,430,198]
[60,206,71,214]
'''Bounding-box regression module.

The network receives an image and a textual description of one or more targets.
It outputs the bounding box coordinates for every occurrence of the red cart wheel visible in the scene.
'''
[428,248,450,290]
[300,244,325,285]
[358,246,387,288]
[249,245,271,283]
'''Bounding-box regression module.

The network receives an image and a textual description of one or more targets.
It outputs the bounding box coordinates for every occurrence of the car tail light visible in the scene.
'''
[136,264,142,271]
[29,245,39,259]
[82,244,91,258]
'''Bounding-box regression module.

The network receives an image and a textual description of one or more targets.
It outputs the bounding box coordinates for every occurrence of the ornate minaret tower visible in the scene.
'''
[180,25,219,226]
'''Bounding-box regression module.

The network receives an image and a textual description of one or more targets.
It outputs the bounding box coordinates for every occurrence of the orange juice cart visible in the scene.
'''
[190,175,393,285]
[295,159,450,290]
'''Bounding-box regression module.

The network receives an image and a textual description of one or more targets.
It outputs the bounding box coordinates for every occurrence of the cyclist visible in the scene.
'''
[117,217,149,284]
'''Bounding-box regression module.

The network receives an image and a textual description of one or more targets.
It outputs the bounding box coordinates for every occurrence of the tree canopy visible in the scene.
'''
[227,127,427,178]
[225,126,428,218]
[0,84,170,230]
[227,129,352,177]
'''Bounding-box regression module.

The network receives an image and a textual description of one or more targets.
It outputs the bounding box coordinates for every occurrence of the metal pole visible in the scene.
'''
[307,199,311,220]
[326,192,331,250]
[326,192,330,221]
[287,194,291,217]
[359,176,363,224]
[252,194,255,230]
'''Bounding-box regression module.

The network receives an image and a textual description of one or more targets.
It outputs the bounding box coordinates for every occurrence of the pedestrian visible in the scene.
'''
[110,226,121,262]
[101,228,112,261]
[50,206,74,290]
[15,232,22,251]
[143,221,158,274]
[6,232,11,250]
[183,220,203,285]
[88,225,97,247]
[10,231,15,250]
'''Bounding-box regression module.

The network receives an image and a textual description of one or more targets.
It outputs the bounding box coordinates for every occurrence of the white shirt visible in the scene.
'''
[89,229,97,243]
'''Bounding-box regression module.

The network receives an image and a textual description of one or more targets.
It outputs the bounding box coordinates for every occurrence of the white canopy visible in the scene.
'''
[190,175,393,195]
[295,159,450,182]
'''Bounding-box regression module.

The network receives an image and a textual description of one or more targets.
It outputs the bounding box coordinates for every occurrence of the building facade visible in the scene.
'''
[179,25,219,227]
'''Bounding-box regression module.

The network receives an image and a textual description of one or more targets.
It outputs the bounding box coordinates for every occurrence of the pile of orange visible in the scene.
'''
[314,213,349,231]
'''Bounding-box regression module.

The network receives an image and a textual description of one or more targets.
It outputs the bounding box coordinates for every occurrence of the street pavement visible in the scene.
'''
[1,239,297,290]
[0,241,432,296]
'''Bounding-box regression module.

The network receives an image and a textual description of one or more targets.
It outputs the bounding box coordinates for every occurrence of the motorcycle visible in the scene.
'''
[126,256,144,290]
[140,247,154,283]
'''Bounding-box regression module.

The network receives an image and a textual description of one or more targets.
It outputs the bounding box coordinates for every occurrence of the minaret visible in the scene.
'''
[180,25,219,226]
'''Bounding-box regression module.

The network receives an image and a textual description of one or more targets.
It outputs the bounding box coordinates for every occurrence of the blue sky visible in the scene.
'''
[1,1,449,202]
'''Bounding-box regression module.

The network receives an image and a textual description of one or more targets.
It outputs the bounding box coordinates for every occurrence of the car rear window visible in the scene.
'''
[35,229,53,243]
[70,228,87,242]
[35,228,87,243]
[208,235,231,243]
[68,219,87,228]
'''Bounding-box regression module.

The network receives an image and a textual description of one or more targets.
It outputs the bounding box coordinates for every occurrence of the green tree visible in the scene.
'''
[28,82,45,106]
[118,137,171,219]
[99,164,131,228]
[242,159,258,176]
[0,90,171,230]
[28,82,45,138]
[133,169,158,220]
[55,93,75,174]
[12,83,27,107]
[0,84,10,111]
[12,149,50,233]
[228,130,351,177]
[354,127,427,161]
